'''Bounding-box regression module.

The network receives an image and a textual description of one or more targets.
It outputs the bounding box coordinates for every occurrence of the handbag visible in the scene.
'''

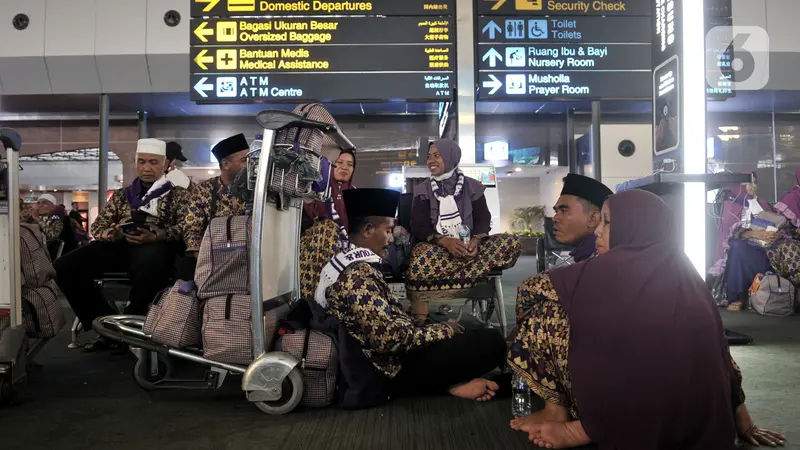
[148,280,202,348]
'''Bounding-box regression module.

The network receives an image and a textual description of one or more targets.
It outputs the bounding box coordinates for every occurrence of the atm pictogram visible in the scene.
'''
[217,21,237,42]
[516,0,543,10]
[228,0,255,12]
[216,49,238,70]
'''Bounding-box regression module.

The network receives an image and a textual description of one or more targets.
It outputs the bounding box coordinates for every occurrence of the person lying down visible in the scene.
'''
[316,188,508,402]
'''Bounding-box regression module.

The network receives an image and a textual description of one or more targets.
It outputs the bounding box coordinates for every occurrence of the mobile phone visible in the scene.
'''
[121,221,140,236]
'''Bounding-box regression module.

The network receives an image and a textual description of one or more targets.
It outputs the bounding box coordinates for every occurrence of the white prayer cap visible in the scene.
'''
[136,138,167,157]
[38,194,57,205]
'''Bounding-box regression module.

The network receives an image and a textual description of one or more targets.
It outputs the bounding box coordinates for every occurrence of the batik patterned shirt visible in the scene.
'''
[20,208,64,241]
[183,176,247,252]
[91,187,188,242]
[325,262,455,378]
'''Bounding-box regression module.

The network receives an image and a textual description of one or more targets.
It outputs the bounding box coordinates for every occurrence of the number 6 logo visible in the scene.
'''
[706,26,770,91]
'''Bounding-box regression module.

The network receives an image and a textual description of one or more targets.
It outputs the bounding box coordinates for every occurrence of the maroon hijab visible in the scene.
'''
[549,189,737,450]
[303,149,355,230]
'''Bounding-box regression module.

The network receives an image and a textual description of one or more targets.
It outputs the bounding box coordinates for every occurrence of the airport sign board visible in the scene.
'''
[190,0,455,103]
[192,0,454,18]
[190,17,451,46]
[476,0,651,100]
[191,73,453,102]
[477,0,651,16]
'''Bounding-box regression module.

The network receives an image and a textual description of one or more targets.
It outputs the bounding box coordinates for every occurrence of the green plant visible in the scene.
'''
[510,206,546,234]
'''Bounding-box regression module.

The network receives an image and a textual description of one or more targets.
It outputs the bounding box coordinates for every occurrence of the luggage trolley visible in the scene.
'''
[0,128,28,404]
[92,109,354,415]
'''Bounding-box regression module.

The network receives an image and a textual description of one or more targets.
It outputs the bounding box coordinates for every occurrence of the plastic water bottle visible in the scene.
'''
[458,224,471,245]
[511,372,532,417]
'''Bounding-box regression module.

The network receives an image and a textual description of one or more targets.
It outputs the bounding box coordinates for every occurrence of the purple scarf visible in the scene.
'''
[124,178,174,210]
[775,167,800,227]
[412,139,485,231]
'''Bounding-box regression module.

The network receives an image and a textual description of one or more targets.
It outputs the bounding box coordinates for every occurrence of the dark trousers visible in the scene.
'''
[54,240,181,330]
[391,328,507,397]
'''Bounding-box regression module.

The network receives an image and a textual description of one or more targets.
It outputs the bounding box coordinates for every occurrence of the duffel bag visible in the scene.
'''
[146,280,202,348]
[195,216,251,299]
[22,279,65,338]
[202,293,252,364]
[749,272,796,317]
[20,223,55,288]
[276,329,338,408]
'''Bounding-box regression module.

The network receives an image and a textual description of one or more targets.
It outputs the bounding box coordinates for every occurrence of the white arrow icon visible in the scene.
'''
[483,74,502,95]
[194,76,213,98]
[482,48,503,68]
[482,20,502,40]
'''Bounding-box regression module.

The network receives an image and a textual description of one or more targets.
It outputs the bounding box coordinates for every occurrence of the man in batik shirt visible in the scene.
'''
[317,188,506,403]
[179,134,249,280]
[24,193,64,241]
[54,139,188,350]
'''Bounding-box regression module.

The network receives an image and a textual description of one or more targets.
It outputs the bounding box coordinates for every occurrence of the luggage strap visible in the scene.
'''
[224,294,234,320]
[301,329,311,370]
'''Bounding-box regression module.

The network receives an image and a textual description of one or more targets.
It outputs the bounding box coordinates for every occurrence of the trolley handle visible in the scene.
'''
[0,128,22,153]
[255,110,355,151]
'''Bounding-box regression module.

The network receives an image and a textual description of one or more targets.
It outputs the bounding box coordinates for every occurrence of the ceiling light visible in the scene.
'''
[207,170,215,175]
[514,167,522,172]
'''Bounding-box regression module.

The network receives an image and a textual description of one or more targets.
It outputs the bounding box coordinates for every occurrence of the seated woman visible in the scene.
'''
[406,139,521,321]
[299,149,356,299]
[508,189,784,449]
[711,177,800,308]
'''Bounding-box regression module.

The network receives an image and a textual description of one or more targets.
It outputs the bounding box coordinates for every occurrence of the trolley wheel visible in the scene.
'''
[253,368,304,415]
[0,377,16,405]
[132,353,174,391]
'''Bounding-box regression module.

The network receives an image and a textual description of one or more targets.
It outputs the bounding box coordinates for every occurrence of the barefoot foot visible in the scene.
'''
[510,401,570,433]
[528,421,591,449]
[449,378,499,401]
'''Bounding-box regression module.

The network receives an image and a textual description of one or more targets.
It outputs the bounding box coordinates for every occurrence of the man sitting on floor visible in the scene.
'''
[316,188,507,402]
[552,173,614,262]
[54,138,188,351]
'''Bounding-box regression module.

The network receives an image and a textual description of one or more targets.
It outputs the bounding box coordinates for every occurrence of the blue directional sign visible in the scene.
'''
[482,20,502,40]
[528,20,548,39]
[504,20,526,39]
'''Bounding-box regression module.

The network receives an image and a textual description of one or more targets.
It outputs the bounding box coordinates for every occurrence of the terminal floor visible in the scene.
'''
[1,257,798,449]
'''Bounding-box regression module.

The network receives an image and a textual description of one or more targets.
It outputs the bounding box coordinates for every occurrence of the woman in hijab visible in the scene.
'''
[299,149,356,298]
[407,140,521,322]
[710,175,800,309]
[508,189,784,449]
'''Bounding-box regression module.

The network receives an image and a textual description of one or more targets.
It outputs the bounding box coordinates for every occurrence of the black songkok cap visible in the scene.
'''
[560,173,614,209]
[344,188,400,219]
[166,142,187,162]
[212,133,249,161]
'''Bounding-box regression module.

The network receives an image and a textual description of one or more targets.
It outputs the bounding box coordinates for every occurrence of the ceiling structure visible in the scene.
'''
[1,90,800,119]
[19,148,120,162]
